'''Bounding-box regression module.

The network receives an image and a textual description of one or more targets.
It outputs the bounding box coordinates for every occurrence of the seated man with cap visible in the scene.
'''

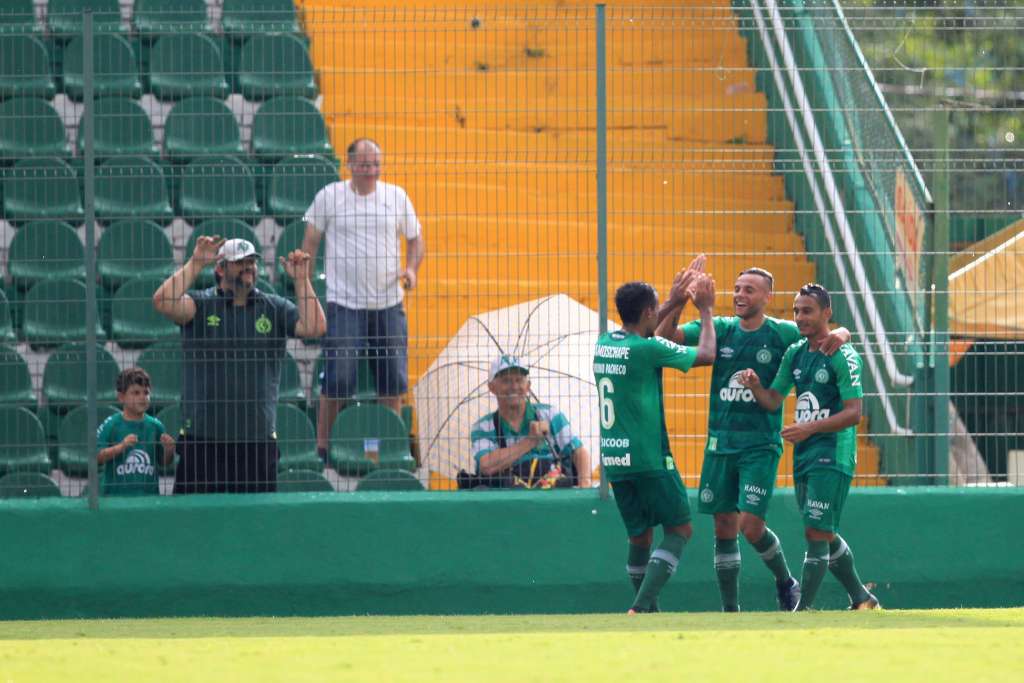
[468,355,592,488]
[153,235,326,494]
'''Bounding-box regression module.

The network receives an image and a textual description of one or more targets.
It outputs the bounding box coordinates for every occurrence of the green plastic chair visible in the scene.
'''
[222,0,300,40]
[95,156,174,225]
[163,97,243,164]
[355,469,424,492]
[0,99,71,164]
[7,220,85,293]
[0,1,37,36]
[134,0,212,37]
[0,35,55,99]
[329,403,413,476]
[0,344,35,407]
[274,403,319,472]
[236,34,315,101]
[97,220,174,291]
[137,341,183,410]
[0,292,16,344]
[276,469,333,493]
[1,157,82,223]
[76,98,157,159]
[0,406,51,476]
[56,404,117,477]
[252,97,334,163]
[0,471,61,497]
[147,33,229,101]
[177,155,260,224]
[62,34,141,101]
[184,219,264,288]
[47,0,122,38]
[22,279,106,349]
[110,277,179,349]
[42,342,120,414]
[266,155,339,224]
[274,220,324,296]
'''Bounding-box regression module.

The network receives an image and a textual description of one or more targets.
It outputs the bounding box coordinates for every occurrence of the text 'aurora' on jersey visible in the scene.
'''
[795,392,831,423]
[720,371,756,403]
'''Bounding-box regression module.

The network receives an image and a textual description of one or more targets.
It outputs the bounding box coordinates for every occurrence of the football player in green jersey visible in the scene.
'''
[656,258,850,612]
[740,283,880,610]
[594,275,717,613]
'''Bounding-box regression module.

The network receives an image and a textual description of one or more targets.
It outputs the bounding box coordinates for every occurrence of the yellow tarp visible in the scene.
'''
[949,218,1024,340]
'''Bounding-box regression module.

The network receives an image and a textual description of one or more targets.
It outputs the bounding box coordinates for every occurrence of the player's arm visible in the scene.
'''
[781,398,862,444]
[282,249,327,339]
[739,369,786,412]
[159,427,176,466]
[655,255,706,338]
[97,433,137,465]
[818,326,852,356]
[475,421,548,476]
[153,235,224,324]
[689,274,716,366]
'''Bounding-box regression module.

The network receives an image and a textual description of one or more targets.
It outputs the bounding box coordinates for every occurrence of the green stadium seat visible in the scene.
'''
[97,220,175,291]
[252,97,334,163]
[57,404,117,477]
[221,0,300,40]
[184,219,264,288]
[236,34,316,101]
[42,342,119,414]
[178,155,260,224]
[163,97,244,164]
[0,1,37,36]
[278,352,306,409]
[0,99,72,164]
[355,469,424,492]
[110,277,179,349]
[7,220,85,293]
[62,34,142,102]
[0,344,35,407]
[266,155,338,224]
[154,403,181,475]
[2,157,82,223]
[76,98,157,159]
[276,469,333,492]
[147,33,229,101]
[0,292,16,344]
[137,341,182,410]
[22,279,105,349]
[94,156,174,225]
[134,0,213,37]
[274,220,324,296]
[0,471,61,497]
[329,404,413,476]
[47,0,122,38]
[0,406,51,476]
[274,403,319,472]
[0,35,54,99]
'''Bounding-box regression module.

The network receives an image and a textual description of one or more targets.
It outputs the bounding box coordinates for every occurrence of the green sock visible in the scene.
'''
[751,528,793,583]
[714,537,741,611]
[797,539,830,610]
[828,535,870,604]
[627,542,651,594]
[632,532,687,611]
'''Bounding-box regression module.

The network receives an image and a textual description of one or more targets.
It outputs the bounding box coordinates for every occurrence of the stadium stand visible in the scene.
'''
[62,34,142,101]
[276,468,333,492]
[0,0,37,36]
[96,219,175,291]
[0,295,16,344]
[265,154,337,223]
[0,406,51,476]
[42,342,119,415]
[46,0,123,38]
[7,220,85,292]
[0,98,70,162]
[22,279,105,348]
[1,157,81,223]
[356,469,425,492]
[0,35,55,98]
[274,219,324,296]
[110,276,179,348]
[162,97,244,164]
[75,97,158,158]
[146,32,229,101]
[94,156,174,224]
[0,471,62,498]
[329,404,414,476]
[221,0,301,41]
[57,404,117,477]
[136,341,183,411]
[235,33,316,101]
[177,155,261,223]
[0,344,35,407]
[274,403,320,473]
[251,97,333,163]
[133,0,213,37]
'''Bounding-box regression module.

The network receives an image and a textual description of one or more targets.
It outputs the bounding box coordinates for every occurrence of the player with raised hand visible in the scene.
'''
[739,283,879,610]
[594,276,716,614]
[656,259,852,612]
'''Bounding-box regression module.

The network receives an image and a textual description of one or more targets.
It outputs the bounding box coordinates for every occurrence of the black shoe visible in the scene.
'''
[777,577,801,612]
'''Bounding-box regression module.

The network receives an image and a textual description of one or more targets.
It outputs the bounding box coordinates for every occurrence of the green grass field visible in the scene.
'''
[1,609,1021,682]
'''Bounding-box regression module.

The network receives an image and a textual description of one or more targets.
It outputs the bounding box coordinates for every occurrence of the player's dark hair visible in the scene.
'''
[739,267,774,291]
[615,281,658,325]
[798,282,831,310]
[116,367,151,394]
[347,137,381,161]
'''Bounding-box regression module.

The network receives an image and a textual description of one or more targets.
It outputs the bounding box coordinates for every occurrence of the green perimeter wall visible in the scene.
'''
[1,488,1022,620]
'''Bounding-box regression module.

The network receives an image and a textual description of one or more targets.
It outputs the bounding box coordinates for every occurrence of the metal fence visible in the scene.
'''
[0,0,1020,500]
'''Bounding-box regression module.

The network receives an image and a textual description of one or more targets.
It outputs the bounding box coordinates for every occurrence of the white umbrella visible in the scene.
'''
[414,294,603,481]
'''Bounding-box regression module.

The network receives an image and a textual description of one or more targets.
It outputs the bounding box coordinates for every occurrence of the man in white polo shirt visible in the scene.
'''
[302,138,426,460]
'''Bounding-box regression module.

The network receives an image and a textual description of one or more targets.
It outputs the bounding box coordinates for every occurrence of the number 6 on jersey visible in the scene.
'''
[598,377,615,429]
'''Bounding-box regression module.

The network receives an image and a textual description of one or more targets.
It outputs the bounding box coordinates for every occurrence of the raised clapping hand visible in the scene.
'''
[121,433,138,452]
[160,433,175,450]
[668,254,707,305]
[280,249,313,283]
[737,368,761,389]
[690,273,716,311]
[191,235,225,267]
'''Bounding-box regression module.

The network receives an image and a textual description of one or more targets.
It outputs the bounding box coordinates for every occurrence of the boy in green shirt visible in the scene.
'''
[97,368,176,496]
[740,283,880,610]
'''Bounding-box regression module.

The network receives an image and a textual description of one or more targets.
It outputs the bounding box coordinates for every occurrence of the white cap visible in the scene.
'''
[489,354,529,381]
[218,238,260,263]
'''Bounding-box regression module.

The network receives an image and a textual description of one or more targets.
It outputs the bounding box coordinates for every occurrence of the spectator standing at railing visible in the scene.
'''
[302,138,426,462]
[153,236,326,493]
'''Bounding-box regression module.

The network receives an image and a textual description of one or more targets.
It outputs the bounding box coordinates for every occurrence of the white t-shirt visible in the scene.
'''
[303,179,422,310]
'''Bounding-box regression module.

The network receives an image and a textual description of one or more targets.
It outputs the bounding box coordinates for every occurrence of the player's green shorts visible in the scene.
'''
[795,468,852,532]
[697,448,781,518]
[610,470,692,538]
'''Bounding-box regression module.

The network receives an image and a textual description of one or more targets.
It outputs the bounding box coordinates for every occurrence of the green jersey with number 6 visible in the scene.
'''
[593,330,699,481]
[681,316,800,455]
[769,339,864,476]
